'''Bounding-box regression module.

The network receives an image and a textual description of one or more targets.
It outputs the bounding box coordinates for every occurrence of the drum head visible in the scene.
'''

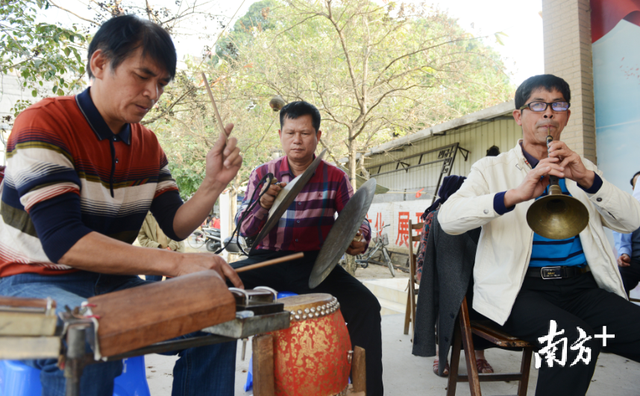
[278,293,333,310]
[249,150,326,255]
[309,179,377,289]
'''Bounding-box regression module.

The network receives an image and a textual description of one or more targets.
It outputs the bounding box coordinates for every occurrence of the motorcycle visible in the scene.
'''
[203,228,222,252]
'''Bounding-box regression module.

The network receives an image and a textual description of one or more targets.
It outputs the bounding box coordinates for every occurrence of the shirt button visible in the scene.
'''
[295,239,299,242]
[113,137,117,141]
[483,209,489,214]
[596,197,602,202]
[296,220,300,223]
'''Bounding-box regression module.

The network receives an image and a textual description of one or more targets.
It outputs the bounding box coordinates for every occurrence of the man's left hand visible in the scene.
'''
[548,140,594,189]
[346,239,366,255]
[204,123,243,188]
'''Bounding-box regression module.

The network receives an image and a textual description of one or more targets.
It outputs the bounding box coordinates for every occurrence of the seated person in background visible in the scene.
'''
[139,211,186,254]
[234,101,384,396]
[0,15,242,396]
[613,171,640,296]
[438,74,640,396]
[138,211,185,281]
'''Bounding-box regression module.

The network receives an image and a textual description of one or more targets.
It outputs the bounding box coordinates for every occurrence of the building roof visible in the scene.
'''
[362,100,515,157]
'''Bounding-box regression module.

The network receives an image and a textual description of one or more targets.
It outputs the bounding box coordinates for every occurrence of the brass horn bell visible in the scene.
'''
[525,136,589,240]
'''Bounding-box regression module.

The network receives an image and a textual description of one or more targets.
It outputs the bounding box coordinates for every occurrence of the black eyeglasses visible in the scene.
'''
[519,101,570,112]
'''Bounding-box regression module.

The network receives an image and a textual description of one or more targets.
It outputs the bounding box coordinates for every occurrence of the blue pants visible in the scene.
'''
[0,271,236,396]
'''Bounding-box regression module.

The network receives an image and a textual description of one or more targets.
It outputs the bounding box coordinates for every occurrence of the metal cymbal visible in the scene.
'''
[248,150,326,255]
[309,178,377,289]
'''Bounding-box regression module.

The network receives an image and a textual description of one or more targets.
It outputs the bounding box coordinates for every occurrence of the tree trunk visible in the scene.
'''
[343,255,357,276]
[348,133,358,189]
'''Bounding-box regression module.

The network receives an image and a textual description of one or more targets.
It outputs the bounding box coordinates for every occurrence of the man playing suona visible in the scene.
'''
[439,74,640,396]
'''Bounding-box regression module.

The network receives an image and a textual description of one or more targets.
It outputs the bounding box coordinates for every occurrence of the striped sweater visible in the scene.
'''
[238,156,370,252]
[0,88,182,277]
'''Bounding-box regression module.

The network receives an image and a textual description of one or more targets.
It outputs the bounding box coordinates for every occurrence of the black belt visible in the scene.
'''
[526,265,590,280]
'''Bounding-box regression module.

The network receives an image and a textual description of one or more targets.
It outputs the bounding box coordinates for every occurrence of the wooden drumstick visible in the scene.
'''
[201,72,228,141]
[236,252,304,273]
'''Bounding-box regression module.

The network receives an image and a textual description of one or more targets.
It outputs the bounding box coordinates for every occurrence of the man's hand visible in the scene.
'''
[204,123,243,189]
[259,182,287,210]
[504,156,564,207]
[175,253,244,288]
[618,253,631,267]
[504,140,596,208]
[346,232,366,255]
[547,140,594,189]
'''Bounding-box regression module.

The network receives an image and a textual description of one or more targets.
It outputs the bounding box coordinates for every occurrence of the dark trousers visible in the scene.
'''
[232,250,384,396]
[476,272,640,396]
[619,257,640,295]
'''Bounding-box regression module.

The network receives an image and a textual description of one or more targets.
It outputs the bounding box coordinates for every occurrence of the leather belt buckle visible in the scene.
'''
[540,266,563,280]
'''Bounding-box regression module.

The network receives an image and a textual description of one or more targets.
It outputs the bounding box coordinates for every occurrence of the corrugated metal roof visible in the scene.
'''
[362,100,515,157]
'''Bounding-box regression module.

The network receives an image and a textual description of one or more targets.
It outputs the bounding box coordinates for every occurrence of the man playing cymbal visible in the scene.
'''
[438,74,640,395]
[235,101,385,396]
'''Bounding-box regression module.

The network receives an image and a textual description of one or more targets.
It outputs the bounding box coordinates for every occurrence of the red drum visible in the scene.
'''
[272,293,351,396]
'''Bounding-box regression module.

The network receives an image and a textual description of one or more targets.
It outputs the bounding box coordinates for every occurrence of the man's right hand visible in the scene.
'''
[504,156,566,207]
[175,253,244,288]
[259,182,287,210]
[618,253,631,267]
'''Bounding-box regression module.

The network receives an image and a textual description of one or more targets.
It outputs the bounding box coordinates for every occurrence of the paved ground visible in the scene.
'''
[144,314,640,396]
[143,262,640,395]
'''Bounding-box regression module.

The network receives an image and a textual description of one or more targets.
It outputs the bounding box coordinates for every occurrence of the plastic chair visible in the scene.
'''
[0,356,150,396]
[114,356,151,396]
[0,360,41,396]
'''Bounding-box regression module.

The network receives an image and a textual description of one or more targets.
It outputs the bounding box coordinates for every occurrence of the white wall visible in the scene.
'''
[365,200,431,253]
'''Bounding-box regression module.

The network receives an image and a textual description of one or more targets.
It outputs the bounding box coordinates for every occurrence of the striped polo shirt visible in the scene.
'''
[238,156,370,252]
[0,88,182,277]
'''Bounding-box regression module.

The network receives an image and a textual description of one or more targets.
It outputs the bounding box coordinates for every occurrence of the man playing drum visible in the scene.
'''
[0,15,243,396]
[235,101,384,395]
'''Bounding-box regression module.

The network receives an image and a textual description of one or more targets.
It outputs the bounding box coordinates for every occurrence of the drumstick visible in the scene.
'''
[236,252,304,273]
[201,72,228,141]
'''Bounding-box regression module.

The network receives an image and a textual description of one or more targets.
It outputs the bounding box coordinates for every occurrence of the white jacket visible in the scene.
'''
[438,141,640,325]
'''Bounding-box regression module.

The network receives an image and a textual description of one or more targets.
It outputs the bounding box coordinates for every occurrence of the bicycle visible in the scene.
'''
[187,229,206,249]
[350,224,396,277]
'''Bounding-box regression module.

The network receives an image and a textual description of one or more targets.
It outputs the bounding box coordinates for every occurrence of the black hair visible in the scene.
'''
[87,15,177,80]
[279,101,321,133]
[631,171,640,187]
[486,145,500,156]
[514,74,571,109]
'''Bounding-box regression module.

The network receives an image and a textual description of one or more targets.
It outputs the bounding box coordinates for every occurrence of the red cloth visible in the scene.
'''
[212,218,220,229]
[591,0,640,42]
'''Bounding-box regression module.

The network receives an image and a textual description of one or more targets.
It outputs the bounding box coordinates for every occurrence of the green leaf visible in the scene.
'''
[494,31,508,46]
[31,89,37,97]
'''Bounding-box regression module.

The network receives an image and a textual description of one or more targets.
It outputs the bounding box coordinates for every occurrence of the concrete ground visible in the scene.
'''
[143,264,640,395]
